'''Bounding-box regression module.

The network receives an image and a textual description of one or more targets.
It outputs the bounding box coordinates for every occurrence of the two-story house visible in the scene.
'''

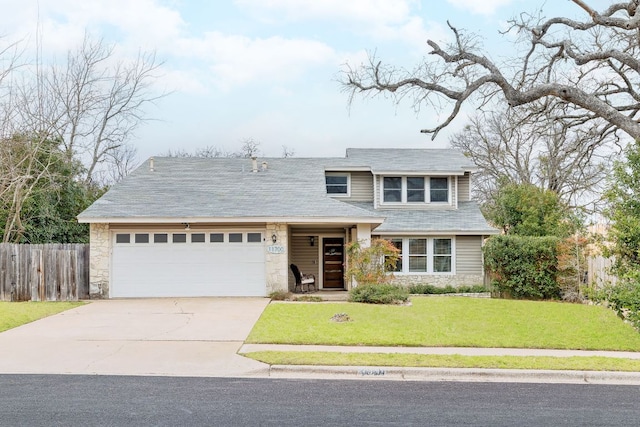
[78,148,498,298]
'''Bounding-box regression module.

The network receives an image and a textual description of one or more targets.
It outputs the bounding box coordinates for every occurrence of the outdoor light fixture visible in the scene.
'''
[309,236,315,246]
[184,222,190,231]
[271,233,277,244]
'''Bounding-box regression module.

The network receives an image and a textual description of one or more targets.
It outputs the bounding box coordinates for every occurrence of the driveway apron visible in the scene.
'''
[0,298,270,377]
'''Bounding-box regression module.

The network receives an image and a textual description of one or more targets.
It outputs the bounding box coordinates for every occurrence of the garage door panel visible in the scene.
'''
[111,231,266,297]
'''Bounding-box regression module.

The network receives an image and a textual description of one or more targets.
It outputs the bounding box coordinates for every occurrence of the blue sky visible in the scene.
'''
[2,0,611,160]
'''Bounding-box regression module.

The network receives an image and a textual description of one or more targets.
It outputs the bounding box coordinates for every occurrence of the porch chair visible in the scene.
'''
[290,264,316,293]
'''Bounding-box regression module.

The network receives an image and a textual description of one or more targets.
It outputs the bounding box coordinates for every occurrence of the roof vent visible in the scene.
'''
[251,156,258,173]
[149,157,155,172]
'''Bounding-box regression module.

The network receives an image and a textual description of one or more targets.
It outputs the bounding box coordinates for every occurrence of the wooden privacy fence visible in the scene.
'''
[0,244,89,302]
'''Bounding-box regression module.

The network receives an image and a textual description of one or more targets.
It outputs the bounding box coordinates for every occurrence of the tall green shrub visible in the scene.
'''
[599,139,640,326]
[483,182,577,237]
[484,235,561,299]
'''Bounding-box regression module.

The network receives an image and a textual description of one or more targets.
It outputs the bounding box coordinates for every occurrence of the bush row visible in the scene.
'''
[408,284,488,294]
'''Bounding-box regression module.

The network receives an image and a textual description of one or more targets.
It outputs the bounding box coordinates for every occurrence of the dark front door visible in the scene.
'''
[323,238,344,289]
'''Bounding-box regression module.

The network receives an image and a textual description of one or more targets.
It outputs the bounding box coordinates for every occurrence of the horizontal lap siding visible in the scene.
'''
[349,172,374,201]
[458,173,470,202]
[455,235,483,275]
[289,236,319,290]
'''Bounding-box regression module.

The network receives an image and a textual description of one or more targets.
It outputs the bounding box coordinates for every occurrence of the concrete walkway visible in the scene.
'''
[0,298,271,377]
[239,344,640,385]
[240,343,640,359]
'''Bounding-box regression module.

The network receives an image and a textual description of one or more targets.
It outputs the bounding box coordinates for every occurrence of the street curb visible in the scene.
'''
[268,365,640,385]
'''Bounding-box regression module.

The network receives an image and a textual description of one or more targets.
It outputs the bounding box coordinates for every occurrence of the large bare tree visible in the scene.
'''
[48,35,164,184]
[0,34,164,242]
[342,0,640,141]
[451,100,619,210]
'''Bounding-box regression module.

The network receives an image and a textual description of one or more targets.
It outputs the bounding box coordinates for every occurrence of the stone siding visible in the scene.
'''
[391,274,484,288]
[265,223,288,294]
[89,223,110,298]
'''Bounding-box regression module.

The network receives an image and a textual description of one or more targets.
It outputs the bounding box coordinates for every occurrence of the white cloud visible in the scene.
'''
[446,0,514,16]
[235,0,414,25]
[0,0,184,53]
[173,33,336,89]
[234,0,445,50]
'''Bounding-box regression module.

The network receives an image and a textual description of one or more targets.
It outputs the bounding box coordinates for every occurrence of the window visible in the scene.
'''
[191,233,205,243]
[382,176,449,204]
[433,239,452,272]
[325,173,349,195]
[210,233,224,243]
[383,177,402,202]
[229,233,243,243]
[408,239,428,272]
[388,239,403,272]
[172,233,187,243]
[430,177,449,202]
[407,177,425,202]
[385,237,453,274]
[115,234,130,244]
[135,233,149,244]
[154,233,168,243]
[247,232,262,243]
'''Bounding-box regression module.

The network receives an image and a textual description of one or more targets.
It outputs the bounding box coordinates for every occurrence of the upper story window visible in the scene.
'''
[325,173,350,196]
[430,177,449,202]
[382,176,449,204]
[383,177,402,201]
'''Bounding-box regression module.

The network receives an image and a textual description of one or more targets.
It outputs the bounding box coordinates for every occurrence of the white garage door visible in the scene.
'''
[111,230,266,297]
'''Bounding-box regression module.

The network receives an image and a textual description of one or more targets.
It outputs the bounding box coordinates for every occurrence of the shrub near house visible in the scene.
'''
[346,239,409,304]
[482,183,585,300]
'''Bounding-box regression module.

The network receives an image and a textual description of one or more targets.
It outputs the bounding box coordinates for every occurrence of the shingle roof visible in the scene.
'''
[346,201,499,234]
[343,148,477,173]
[78,148,492,233]
[78,157,384,221]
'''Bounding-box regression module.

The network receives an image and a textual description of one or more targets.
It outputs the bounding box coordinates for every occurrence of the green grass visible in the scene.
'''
[0,301,85,333]
[246,297,640,351]
[243,351,640,372]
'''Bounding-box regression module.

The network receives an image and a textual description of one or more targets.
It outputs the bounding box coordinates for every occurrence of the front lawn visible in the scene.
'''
[246,297,640,351]
[0,301,85,333]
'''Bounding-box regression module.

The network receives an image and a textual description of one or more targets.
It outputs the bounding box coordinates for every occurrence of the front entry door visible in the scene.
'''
[323,238,344,289]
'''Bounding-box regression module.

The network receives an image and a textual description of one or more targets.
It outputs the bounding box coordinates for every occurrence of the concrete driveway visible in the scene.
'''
[0,298,271,377]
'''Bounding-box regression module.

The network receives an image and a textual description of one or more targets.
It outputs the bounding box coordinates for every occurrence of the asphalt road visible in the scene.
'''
[1,375,638,426]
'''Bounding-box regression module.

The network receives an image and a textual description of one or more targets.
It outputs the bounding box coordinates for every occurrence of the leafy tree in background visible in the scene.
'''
[593,140,640,327]
[604,140,640,279]
[483,181,578,238]
[0,134,104,243]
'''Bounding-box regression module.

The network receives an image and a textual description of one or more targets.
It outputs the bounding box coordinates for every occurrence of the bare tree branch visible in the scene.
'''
[341,1,640,141]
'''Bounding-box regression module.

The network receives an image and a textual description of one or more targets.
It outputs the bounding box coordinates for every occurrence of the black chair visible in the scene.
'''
[290,264,316,293]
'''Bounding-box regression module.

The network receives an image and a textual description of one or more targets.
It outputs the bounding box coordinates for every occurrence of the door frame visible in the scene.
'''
[321,236,345,289]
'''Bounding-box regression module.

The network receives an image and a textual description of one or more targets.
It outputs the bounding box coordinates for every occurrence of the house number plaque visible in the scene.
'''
[267,245,285,254]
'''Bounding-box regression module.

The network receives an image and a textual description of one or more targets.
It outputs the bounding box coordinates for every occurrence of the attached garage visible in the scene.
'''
[110,230,266,297]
